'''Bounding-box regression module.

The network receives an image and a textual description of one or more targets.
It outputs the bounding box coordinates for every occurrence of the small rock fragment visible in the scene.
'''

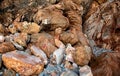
[2,51,44,76]
[79,65,93,76]
[39,64,65,76]
[61,71,78,76]
[65,43,75,62]
[73,46,91,66]
[9,21,41,34]
[13,33,29,47]
[30,45,48,64]
[37,32,57,57]
[53,44,65,64]
[3,69,16,76]
[0,24,6,35]
[0,42,15,53]
[92,47,111,57]
[0,35,5,42]
[60,29,78,45]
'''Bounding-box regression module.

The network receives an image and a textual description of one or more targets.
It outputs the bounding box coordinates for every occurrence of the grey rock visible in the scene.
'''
[92,47,112,57]
[61,71,78,76]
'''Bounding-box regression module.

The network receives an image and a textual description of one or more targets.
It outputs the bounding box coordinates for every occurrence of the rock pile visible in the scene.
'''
[0,0,119,76]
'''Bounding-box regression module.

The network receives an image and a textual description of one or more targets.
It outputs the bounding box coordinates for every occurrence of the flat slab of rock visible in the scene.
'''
[2,51,44,76]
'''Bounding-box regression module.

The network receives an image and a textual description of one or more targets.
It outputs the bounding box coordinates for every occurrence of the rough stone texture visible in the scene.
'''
[2,51,44,76]
[36,32,57,57]
[90,52,120,76]
[13,33,29,47]
[9,21,41,34]
[33,7,69,30]
[73,46,91,66]
[0,42,15,53]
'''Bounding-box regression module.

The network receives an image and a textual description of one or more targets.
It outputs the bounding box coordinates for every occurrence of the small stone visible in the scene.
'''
[65,43,75,62]
[61,71,78,76]
[39,64,65,76]
[0,35,5,42]
[0,24,6,35]
[36,32,57,57]
[9,21,41,34]
[2,51,44,76]
[79,65,93,76]
[48,0,57,4]
[13,33,29,47]
[26,22,41,34]
[53,44,65,64]
[60,30,78,45]
[0,42,15,53]
[30,45,48,64]
[73,46,91,66]
[3,69,16,76]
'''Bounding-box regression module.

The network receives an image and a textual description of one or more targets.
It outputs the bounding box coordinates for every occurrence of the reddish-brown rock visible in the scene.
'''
[2,51,44,76]
[36,32,57,57]
[90,52,120,76]
[0,42,15,53]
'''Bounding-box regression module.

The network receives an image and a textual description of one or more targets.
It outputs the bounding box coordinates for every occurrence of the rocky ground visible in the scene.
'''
[0,0,120,76]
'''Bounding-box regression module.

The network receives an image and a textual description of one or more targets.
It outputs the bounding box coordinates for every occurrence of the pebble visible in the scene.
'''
[61,70,78,76]
[0,35,5,42]
[53,44,65,64]
[79,65,93,76]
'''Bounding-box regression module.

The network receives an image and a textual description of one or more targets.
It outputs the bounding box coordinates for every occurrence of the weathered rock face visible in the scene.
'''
[2,51,44,76]
[0,42,15,53]
[83,1,120,50]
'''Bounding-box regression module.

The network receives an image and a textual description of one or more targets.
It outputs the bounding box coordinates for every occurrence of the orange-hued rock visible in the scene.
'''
[36,32,57,57]
[0,24,6,35]
[73,46,91,66]
[33,7,69,30]
[2,51,44,76]
[9,21,41,34]
[60,29,78,45]
[13,33,29,47]
[0,42,15,53]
